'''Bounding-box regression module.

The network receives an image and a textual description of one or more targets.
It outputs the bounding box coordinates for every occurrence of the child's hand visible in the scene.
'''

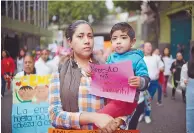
[128,76,141,88]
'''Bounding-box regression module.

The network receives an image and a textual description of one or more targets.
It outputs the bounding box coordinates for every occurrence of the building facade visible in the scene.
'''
[159,1,194,60]
[1,1,52,58]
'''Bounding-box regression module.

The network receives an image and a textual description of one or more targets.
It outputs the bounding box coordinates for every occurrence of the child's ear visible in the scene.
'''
[131,38,136,47]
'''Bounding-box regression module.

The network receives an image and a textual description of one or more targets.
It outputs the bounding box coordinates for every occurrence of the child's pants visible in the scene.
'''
[145,80,161,116]
[163,76,169,95]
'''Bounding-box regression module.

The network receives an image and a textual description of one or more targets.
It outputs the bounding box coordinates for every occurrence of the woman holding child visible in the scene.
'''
[48,20,150,132]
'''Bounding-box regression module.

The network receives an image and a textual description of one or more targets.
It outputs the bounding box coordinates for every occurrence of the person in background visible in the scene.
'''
[34,47,41,62]
[180,45,194,132]
[16,48,26,73]
[1,50,15,97]
[162,47,174,97]
[139,42,164,124]
[152,48,164,102]
[16,53,36,77]
[35,48,52,75]
[170,52,185,100]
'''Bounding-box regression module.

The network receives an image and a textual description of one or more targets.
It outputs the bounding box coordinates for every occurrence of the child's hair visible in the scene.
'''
[110,22,135,40]
[65,20,92,41]
[19,86,33,91]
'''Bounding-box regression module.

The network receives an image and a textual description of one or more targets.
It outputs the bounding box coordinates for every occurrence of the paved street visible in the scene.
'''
[1,87,186,133]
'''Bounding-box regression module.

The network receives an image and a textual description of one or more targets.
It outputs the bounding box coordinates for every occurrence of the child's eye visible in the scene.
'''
[122,37,127,39]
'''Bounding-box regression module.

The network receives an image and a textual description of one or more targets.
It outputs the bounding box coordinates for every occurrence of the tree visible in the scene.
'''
[113,1,141,12]
[48,1,108,25]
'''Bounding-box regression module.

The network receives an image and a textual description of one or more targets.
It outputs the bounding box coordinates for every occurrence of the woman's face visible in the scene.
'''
[20,50,25,57]
[176,53,183,61]
[69,24,94,59]
[164,48,169,56]
[24,56,34,74]
[2,51,6,58]
[153,49,160,55]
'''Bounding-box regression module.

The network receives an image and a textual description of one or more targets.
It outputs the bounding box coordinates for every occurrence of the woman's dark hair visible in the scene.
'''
[18,48,26,59]
[65,20,92,41]
[1,50,10,58]
[188,45,194,78]
[110,22,135,40]
[162,47,170,57]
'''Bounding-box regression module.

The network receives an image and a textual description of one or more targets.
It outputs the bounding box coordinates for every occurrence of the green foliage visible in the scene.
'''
[48,1,108,24]
[113,1,141,11]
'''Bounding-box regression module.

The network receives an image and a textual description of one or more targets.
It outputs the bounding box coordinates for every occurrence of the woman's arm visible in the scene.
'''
[49,74,81,129]
[49,73,114,129]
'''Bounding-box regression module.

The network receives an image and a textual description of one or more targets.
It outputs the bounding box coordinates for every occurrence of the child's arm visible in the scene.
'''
[134,58,150,91]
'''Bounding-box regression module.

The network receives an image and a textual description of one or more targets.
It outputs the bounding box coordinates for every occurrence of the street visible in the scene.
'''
[1,87,186,133]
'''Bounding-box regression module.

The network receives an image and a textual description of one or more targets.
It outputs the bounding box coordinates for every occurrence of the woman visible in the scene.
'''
[16,53,36,77]
[49,20,127,133]
[16,48,26,73]
[180,45,194,132]
[1,50,15,97]
[170,52,185,100]
[162,47,173,97]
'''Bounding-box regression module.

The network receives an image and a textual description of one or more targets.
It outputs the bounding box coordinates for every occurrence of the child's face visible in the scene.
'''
[164,48,169,56]
[111,30,135,54]
[18,89,36,101]
[35,85,49,101]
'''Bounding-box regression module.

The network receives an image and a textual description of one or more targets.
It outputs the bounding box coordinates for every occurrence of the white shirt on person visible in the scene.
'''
[162,56,174,76]
[35,58,52,75]
[144,55,164,80]
[16,57,24,73]
[180,63,188,88]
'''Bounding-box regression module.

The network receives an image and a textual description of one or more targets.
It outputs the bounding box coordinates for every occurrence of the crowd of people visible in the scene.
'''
[1,20,194,133]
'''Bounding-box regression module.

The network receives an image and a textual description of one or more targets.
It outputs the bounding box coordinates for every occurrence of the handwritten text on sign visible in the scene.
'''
[90,61,136,103]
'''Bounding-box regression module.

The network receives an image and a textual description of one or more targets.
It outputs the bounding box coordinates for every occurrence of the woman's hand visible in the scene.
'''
[128,76,141,88]
[91,113,114,129]
[99,118,124,133]
[172,68,176,73]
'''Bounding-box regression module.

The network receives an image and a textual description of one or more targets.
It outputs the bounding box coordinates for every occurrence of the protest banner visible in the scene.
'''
[48,128,140,133]
[90,61,136,103]
[12,75,52,133]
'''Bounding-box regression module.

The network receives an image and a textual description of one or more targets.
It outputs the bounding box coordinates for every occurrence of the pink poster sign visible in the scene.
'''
[90,61,136,103]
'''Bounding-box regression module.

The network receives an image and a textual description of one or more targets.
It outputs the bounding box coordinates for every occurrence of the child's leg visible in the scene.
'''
[147,81,158,99]
[128,101,145,129]
[163,76,169,95]
[157,82,162,104]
